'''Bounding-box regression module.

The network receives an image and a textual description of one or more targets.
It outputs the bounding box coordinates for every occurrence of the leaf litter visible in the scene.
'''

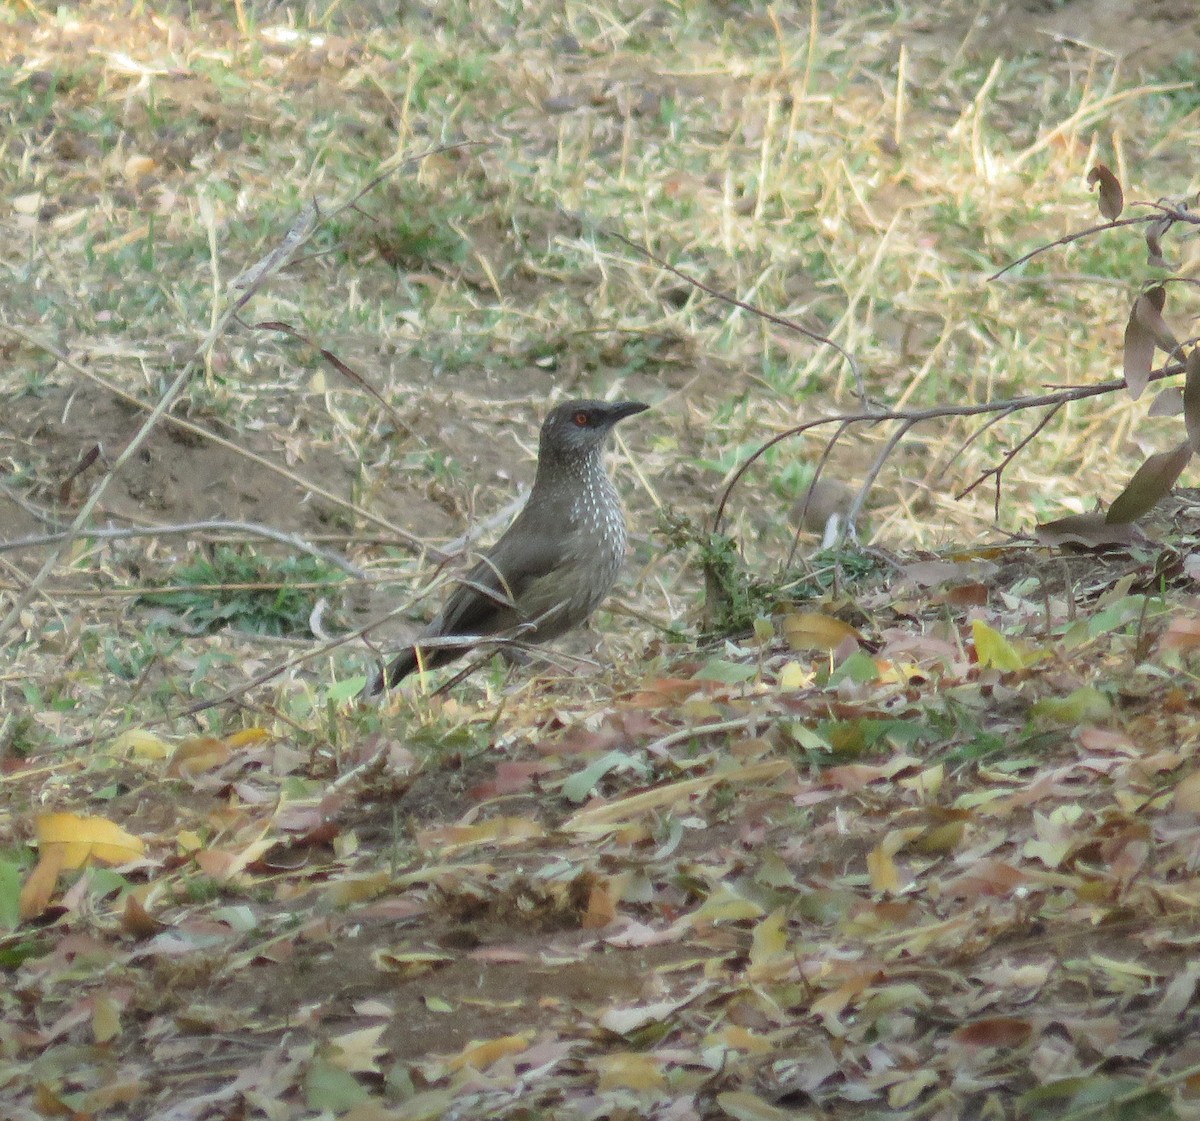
[6,531,1200,1120]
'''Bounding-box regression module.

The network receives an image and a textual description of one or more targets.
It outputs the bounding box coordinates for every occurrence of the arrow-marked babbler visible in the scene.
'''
[369,399,649,693]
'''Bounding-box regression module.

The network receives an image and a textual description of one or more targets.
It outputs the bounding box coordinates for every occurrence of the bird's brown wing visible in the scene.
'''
[433,513,569,639]
[372,505,572,691]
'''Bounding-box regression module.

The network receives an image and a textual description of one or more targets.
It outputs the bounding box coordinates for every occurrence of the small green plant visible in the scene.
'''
[658,509,775,636]
[138,547,344,637]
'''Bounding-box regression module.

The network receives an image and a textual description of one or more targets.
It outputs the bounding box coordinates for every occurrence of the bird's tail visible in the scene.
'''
[366,646,420,695]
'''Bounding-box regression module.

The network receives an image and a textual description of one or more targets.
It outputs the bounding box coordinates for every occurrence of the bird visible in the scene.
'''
[369,398,649,693]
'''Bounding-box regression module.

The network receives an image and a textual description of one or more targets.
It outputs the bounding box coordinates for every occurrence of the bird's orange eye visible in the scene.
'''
[573,411,589,427]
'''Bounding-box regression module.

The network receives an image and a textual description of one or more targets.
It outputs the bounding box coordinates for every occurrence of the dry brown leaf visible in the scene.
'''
[951,1016,1034,1049]
[1105,441,1191,524]
[1135,285,1176,351]
[1146,214,1172,268]
[582,877,619,929]
[122,894,167,939]
[1162,616,1200,652]
[1148,386,1184,417]
[1184,350,1200,454]
[1086,163,1123,221]
[1122,286,1172,399]
[1034,512,1138,549]
[782,611,863,652]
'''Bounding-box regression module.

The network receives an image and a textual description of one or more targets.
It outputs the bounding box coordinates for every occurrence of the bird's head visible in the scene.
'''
[538,399,649,467]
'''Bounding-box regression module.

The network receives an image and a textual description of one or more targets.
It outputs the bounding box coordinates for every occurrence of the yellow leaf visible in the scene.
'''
[123,154,156,180]
[716,1090,794,1120]
[912,820,964,855]
[18,846,65,920]
[783,612,862,652]
[899,764,943,799]
[565,760,795,831]
[36,812,145,868]
[749,908,788,967]
[694,884,765,924]
[91,994,122,1044]
[707,1025,777,1054]
[867,843,900,893]
[1089,954,1159,979]
[1032,687,1112,724]
[372,949,454,979]
[972,619,1038,671]
[167,736,231,777]
[777,661,812,690]
[447,1032,532,1071]
[327,1024,388,1074]
[225,727,271,748]
[416,816,545,853]
[380,1091,452,1121]
[109,729,171,760]
[176,831,205,853]
[324,872,390,907]
[889,1070,940,1109]
[594,1052,667,1092]
[1174,770,1200,815]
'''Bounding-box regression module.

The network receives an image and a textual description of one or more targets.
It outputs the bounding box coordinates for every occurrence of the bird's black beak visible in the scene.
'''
[605,401,650,424]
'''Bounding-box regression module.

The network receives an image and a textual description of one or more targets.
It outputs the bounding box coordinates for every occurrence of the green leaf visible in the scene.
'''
[0,859,23,931]
[828,650,880,684]
[329,676,368,703]
[1032,687,1112,725]
[304,1058,369,1112]
[562,751,649,803]
[693,658,757,684]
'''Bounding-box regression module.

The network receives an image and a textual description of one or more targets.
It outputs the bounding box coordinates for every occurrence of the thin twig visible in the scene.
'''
[956,402,1064,521]
[0,519,366,578]
[596,225,868,404]
[712,362,1184,534]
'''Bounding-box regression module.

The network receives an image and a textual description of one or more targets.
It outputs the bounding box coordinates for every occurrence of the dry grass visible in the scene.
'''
[1,0,1196,750]
[0,3,1195,740]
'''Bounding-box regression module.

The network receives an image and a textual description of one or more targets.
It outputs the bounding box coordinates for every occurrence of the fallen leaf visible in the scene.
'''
[446,1032,532,1071]
[593,1052,667,1092]
[36,812,145,868]
[783,611,863,651]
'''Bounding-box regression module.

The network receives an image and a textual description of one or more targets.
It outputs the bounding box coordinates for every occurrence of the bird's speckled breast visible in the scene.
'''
[568,472,626,589]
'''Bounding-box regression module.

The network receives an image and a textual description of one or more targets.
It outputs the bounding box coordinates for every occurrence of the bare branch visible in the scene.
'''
[713,362,1185,535]
[0,519,366,579]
